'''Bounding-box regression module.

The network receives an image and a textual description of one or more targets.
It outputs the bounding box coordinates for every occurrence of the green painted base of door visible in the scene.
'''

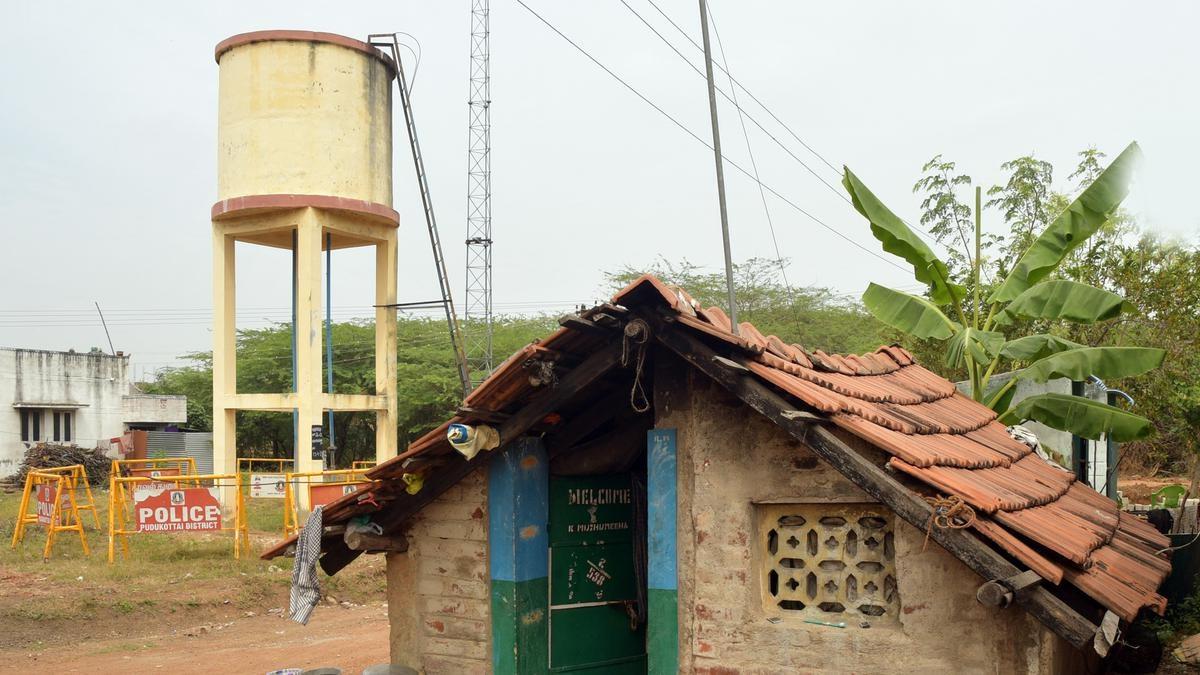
[647,588,678,674]
[491,578,549,674]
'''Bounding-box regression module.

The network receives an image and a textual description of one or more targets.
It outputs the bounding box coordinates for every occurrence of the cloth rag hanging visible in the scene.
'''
[290,505,324,625]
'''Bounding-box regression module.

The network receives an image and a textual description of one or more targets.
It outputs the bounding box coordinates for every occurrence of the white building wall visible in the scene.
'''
[1,348,131,477]
[123,395,187,425]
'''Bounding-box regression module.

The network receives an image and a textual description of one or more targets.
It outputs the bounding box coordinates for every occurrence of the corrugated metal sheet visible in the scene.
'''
[144,431,213,475]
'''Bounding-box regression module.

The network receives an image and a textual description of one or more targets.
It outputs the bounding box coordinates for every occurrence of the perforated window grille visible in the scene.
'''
[758,503,898,620]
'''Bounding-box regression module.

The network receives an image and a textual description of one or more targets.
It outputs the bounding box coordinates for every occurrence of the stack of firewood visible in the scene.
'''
[12,443,110,486]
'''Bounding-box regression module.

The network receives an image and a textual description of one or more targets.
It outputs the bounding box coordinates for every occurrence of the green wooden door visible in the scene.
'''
[548,474,646,673]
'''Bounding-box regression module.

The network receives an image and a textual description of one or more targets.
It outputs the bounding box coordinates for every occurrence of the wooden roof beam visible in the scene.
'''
[318,338,627,576]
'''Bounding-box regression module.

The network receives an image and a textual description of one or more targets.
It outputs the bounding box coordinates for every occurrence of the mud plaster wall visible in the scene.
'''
[662,372,1078,674]
[386,467,490,674]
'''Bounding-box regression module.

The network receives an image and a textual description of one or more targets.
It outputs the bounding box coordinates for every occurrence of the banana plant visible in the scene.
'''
[844,142,1163,441]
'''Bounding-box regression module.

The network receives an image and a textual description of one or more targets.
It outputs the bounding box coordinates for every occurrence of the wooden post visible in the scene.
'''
[977,570,1043,608]
[344,529,409,553]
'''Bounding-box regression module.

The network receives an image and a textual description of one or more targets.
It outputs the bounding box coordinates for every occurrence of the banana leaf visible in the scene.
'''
[998,393,1154,441]
[998,334,1084,362]
[992,279,1125,326]
[862,283,960,340]
[946,327,1005,367]
[1019,346,1165,384]
[844,168,964,305]
[989,142,1142,303]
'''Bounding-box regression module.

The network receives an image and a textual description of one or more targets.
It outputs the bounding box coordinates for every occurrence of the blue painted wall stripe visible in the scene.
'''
[489,437,549,583]
[647,428,677,591]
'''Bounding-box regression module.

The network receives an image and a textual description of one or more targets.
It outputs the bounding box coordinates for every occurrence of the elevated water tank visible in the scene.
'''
[214,30,395,208]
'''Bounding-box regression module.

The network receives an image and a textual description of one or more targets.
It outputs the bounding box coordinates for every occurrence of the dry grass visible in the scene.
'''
[0,487,386,652]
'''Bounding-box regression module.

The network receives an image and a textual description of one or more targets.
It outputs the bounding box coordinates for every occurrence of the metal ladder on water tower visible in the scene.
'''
[369,33,471,397]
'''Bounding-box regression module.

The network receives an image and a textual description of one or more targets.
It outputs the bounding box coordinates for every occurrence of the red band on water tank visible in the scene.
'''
[214,30,396,76]
[211,194,399,227]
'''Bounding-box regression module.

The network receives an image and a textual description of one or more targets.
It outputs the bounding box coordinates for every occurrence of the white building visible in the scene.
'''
[0,347,187,477]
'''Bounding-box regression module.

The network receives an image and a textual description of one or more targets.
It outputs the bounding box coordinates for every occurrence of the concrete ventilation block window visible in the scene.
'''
[758,503,898,621]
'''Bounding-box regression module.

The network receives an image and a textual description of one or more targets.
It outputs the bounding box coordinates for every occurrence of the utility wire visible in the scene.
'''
[515,0,910,274]
[619,0,849,209]
[644,0,839,174]
[706,3,790,295]
[631,0,944,249]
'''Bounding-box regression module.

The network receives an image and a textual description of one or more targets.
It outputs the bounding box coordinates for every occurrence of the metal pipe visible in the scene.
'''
[698,0,738,334]
[1070,380,1089,485]
[291,229,298,465]
[325,232,335,455]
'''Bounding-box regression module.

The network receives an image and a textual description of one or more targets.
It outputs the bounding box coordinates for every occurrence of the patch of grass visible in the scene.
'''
[0,485,386,652]
[1148,583,1200,645]
[95,641,156,654]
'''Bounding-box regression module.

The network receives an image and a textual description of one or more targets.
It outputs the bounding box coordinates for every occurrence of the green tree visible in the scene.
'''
[140,315,555,463]
[605,257,887,355]
[912,155,977,279]
[986,155,1055,274]
[844,142,1165,442]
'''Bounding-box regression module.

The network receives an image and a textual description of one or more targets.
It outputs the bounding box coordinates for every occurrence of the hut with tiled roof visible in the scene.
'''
[265,274,1170,674]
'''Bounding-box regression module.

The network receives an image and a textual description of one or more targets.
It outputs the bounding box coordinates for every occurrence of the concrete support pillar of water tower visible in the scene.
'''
[375,231,399,465]
[294,211,326,489]
[212,228,239,510]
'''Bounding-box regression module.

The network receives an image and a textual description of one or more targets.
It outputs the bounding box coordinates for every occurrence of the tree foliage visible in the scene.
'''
[605,257,887,355]
[140,315,557,464]
[845,142,1166,443]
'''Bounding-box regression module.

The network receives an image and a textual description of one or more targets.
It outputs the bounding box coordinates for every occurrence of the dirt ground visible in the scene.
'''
[2,601,390,674]
[0,487,391,674]
[1122,475,1193,505]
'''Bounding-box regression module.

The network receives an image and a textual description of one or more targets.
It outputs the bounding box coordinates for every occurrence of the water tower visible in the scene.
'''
[211,31,399,506]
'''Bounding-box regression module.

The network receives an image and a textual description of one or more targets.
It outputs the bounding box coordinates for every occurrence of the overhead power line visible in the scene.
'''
[643,0,840,175]
[514,0,910,274]
[629,0,944,250]
[620,0,850,208]
[705,3,790,295]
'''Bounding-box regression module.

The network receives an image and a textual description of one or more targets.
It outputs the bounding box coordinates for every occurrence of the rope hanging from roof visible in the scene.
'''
[922,494,976,552]
[622,319,651,414]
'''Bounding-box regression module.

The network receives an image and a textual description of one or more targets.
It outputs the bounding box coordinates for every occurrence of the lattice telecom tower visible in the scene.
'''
[464,0,494,387]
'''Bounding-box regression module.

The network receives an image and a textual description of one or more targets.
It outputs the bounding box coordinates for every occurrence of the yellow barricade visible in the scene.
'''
[111,457,197,482]
[238,458,295,501]
[11,471,90,560]
[21,464,100,529]
[351,460,377,471]
[282,469,372,537]
[108,473,249,563]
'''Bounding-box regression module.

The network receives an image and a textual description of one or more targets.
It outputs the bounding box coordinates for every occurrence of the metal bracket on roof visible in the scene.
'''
[713,355,749,372]
[781,409,826,423]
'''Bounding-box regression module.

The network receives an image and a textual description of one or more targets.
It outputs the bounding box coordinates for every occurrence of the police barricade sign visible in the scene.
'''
[12,471,89,560]
[250,473,286,499]
[129,467,181,494]
[309,482,363,509]
[36,483,61,525]
[134,487,223,533]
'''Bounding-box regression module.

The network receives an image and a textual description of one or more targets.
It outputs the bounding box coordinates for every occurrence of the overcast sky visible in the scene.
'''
[2,1,1196,378]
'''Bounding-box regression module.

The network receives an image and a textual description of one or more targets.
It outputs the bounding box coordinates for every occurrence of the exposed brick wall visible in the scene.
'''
[659,372,1075,674]
[387,467,490,674]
